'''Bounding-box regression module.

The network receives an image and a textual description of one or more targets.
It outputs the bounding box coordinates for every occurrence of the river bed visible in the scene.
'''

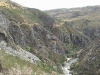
[62,58,78,75]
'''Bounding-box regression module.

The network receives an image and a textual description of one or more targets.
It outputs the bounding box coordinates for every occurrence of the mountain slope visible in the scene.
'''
[73,39,100,75]
[46,6,100,75]
[0,0,67,74]
[46,6,100,47]
[0,0,100,75]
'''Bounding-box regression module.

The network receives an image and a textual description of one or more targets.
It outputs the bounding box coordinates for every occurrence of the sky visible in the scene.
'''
[11,0,100,10]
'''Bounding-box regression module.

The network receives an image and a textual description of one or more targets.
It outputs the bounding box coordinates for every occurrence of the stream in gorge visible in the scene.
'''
[62,58,78,75]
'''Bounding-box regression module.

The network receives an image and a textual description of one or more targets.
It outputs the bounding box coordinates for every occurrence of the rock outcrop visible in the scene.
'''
[0,41,41,64]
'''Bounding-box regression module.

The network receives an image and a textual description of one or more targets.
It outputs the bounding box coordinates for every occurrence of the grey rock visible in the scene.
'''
[0,41,41,64]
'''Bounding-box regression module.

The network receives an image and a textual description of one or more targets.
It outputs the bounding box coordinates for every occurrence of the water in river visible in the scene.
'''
[62,58,78,75]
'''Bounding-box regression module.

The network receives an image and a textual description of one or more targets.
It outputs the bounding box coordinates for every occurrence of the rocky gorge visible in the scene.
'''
[0,0,100,75]
[46,6,100,75]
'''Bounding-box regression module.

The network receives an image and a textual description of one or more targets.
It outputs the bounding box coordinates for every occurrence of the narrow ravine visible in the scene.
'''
[62,58,78,75]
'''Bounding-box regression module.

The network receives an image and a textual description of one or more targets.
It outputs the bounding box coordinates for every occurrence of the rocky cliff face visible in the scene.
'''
[0,0,67,74]
[0,0,66,54]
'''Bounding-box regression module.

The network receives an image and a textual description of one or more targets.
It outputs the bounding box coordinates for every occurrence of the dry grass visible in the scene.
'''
[1,64,33,75]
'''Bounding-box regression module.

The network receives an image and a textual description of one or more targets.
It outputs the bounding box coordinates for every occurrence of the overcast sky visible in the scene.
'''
[11,0,100,10]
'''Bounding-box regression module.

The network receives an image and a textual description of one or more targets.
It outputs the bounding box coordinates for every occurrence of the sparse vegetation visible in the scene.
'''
[0,0,100,75]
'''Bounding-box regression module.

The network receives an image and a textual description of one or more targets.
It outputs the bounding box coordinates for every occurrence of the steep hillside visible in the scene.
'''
[45,6,100,20]
[73,39,100,75]
[46,6,100,47]
[46,6,100,33]
[0,0,100,75]
[46,6,100,75]
[0,0,67,74]
[46,6,100,37]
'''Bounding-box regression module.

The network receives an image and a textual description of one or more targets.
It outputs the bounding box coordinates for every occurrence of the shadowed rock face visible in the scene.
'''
[0,60,3,72]
[0,14,10,29]
[83,27,100,40]
[7,23,66,54]
[0,33,6,42]
[8,25,26,46]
